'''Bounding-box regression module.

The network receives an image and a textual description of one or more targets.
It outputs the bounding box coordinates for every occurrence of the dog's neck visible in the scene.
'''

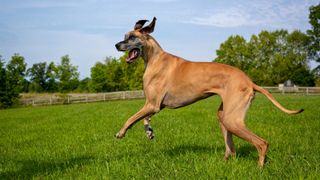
[142,36,164,67]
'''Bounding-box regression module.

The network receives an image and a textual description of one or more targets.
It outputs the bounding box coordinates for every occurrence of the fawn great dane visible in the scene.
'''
[115,17,303,166]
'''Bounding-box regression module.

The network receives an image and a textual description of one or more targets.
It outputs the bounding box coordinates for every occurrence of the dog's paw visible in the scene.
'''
[146,130,154,140]
[115,132,124,139]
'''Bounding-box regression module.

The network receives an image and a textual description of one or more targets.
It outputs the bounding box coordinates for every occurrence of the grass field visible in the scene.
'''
[0,94,319,179]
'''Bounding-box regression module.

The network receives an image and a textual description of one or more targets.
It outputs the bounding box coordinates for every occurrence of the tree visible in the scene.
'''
[90,54,145,92]
[285,30,314,86]
[90,57,125,92]
[77,77,91,92]
[216,35,250,71]
[127,59,144,90]
[0,56,6,108]
[46,62,58,92]
[307,3,320,64]
[56,55,79,93]
[1,54,27,107]
[215,30,315,86]
[120,54,145,90]
[27,62,48,92]
[27,61,59,92]
[90,61,107,92]
[105,57,125,91]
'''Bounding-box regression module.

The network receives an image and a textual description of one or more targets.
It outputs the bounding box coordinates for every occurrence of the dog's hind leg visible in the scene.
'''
[221,91,269,167]
[217,102,236,160]
[144,116,154,139]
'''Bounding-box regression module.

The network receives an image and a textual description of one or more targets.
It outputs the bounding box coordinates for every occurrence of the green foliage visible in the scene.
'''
[90,54,144,92]
[307,3,320,85]
[77,77,91,92]
[0,57,7,108]
[27,62,59,92]
[27,62,48,92]
[56,55,80,93]
[215,30,315,86]
[90,61,108,92]
[119,54,144,90]
[216,35,250,70]
[307,3,320,63]
[90,56,125,92]
[0,54,27,108]
[0,95,319,178]
[46,62,59,92]
[26,57,78,93]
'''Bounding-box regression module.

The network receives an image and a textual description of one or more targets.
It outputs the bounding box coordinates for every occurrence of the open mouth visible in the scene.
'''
[126,48,140,63]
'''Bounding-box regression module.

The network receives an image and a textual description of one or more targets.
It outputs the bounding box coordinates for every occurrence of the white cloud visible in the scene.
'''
[184,0,314,29]
[185,8,255,27]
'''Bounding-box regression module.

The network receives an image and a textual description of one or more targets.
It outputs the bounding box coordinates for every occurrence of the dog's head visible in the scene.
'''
[115,17,157,63]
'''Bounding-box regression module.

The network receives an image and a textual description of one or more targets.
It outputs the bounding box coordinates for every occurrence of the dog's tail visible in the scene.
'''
[253,84,304,114]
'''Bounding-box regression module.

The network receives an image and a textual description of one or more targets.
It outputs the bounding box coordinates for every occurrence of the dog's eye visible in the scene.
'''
[124,35,135,41]
[124,34,130,40]
[128,36,136,40]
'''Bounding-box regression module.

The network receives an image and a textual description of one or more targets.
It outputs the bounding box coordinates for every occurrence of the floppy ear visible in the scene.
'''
[140,17,157,34]
[134,20,149,30]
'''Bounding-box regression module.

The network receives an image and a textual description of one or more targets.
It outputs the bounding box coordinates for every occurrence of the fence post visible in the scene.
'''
[67,96,70,104]
[122,91,126,99]
[282,87,285,95]
[32,99,35,106]
[50,96,52,105]
[104,93,106,101]
[306,87,309,96]
[86,94,88,103]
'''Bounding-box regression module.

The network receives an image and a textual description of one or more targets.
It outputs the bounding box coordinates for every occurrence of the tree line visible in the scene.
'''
[215,4,319,86]
[214,30,316,86]
[0,53,145,108]
[0,3,319,108]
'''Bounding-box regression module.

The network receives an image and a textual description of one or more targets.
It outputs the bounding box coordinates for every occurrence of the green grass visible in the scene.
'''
[0,94,320,179]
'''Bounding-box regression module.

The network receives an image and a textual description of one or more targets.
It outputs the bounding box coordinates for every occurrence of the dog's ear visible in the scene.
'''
[140,17,157,34]
[134,20,149,30]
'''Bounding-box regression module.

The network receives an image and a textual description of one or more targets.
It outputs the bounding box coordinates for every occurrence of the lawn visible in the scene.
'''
[0,94,319,179]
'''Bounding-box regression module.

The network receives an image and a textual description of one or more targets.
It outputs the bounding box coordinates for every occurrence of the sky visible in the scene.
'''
[0,0,319,78]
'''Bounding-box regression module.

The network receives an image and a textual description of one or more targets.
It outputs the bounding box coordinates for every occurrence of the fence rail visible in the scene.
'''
[20,90,145,107]
[19,87,320,107]
[263,86,320,95]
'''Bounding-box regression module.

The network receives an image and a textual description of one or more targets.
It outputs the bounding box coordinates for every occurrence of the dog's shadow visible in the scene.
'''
[164,144,257,160]
[236,144,257,159]
[1,156,94,179]
[164,144,221,157]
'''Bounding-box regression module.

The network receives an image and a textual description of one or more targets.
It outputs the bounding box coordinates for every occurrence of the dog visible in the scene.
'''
[115,17,303,166]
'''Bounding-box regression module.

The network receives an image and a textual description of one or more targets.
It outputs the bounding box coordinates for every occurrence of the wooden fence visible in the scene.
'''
[263,86,320,95]
[20,90,145,107]
[19,87,320,107]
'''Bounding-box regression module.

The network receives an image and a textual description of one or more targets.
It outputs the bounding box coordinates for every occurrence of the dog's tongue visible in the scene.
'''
[127,49,138,61]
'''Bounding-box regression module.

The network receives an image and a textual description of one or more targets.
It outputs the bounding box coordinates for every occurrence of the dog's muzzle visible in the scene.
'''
[115,41,142,64]
[115,42,124,52]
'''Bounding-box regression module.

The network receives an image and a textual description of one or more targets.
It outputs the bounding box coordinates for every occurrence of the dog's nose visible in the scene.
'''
[115,43,121,51]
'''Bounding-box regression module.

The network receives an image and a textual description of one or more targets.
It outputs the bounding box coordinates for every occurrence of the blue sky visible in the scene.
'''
[0,0,318,78]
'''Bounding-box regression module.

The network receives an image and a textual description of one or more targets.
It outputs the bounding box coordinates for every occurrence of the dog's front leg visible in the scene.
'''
[144,116,154,139]
[115,103,159,139]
